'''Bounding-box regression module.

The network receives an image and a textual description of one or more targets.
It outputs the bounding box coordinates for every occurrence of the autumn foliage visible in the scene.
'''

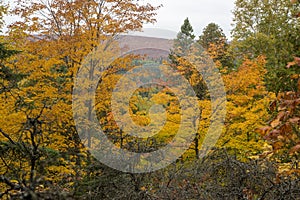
[257,57,300,168]
[0,0,300,199]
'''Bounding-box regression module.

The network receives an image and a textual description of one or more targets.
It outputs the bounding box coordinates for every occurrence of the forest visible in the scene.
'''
[0,0,300,199]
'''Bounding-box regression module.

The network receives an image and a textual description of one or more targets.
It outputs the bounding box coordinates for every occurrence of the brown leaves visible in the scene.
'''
[269,100,277,112]
[256,126,271,135]
[257,85,300,157]
[258,57,300,158]
[289,143,300,154]
[270,111,286,127]
[290,0,300,18]
[286,57,300,68]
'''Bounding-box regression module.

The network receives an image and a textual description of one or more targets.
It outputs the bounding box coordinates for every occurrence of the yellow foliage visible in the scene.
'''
[218,56,275,157]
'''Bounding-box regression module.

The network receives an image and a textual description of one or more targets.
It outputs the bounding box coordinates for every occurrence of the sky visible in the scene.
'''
[2,0,236,39]
[137,0,236,39]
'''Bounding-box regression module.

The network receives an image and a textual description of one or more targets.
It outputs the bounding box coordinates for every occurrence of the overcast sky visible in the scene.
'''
[3,0,236,39]
[139,0,236,39]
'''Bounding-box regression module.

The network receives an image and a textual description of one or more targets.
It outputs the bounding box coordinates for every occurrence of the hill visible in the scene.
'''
[118,35,174,60]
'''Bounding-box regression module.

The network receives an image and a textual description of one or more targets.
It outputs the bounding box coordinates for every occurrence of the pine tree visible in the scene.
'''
[198,23,226,50]
[170,18,195,58]
[180,18,195,40]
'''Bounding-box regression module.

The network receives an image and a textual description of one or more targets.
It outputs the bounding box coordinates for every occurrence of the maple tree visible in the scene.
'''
[217,56,275,159]
[168,19,210,159]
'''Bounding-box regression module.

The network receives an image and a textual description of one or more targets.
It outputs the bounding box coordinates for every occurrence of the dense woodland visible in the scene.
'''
[0,0,300,199]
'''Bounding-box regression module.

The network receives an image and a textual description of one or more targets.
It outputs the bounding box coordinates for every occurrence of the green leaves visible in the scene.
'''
[232,0,300,93]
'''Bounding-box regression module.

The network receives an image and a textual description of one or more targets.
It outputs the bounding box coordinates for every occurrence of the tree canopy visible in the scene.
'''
[0,0,300,199]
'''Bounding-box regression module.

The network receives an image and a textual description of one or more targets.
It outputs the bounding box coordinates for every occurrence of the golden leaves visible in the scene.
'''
[219,57,273,155]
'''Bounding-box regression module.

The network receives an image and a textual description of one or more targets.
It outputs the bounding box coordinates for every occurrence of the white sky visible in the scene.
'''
[2,0,236,39]
[142,0,236,39]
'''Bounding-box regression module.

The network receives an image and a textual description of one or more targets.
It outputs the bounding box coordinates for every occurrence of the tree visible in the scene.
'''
[0,0,160,198]
[9,0,160,152]
[180,18,195,39]
[170,18,195,57]
[169,18,207,100]
[198,23,226,50]
[198,23,232,69]
[231,0,300,93]
[257,57,300,173]
[218,56,275,159]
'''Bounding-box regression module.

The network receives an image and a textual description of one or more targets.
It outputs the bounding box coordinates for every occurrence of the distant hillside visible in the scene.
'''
[126,28,177,39]
[117,35,174,60]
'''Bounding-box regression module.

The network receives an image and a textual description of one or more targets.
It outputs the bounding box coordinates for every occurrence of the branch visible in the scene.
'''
[0,175,25,198]
[0,129,16,145]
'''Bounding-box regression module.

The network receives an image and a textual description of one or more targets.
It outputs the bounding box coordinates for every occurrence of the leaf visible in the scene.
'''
[295,57,300,66]
[290,74,299,79]
[264,129,281,140]
[273,141,284,150]
[270,118,281,128]
[279,123,293,135]
[269,100,277,112]
[286,57,300,68]
[289,144,300,154]
[288,117,300,124]
[255,126,271,135]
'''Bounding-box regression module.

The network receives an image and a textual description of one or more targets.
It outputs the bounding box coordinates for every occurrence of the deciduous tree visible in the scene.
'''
[231,0,300,93]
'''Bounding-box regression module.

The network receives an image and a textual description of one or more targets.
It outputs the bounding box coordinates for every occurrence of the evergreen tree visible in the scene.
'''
[170,18,195,58]
[180,18,195,40]
[0,2,21,92]
[0,43,20,84]
[198,23,233,68]
[198,23,226,50]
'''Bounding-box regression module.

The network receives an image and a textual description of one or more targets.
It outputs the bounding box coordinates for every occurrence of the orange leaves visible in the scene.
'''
[11,0,160,38]
[224,56,267,99]
[285,57,300,94]
[256,126,272,135]
[219,57,273,156]
[207,40,226,60]
[286,57,300,68]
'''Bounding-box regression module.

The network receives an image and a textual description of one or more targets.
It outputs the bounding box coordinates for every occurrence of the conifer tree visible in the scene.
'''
[171,18,195,58]
[198,23,226,50]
